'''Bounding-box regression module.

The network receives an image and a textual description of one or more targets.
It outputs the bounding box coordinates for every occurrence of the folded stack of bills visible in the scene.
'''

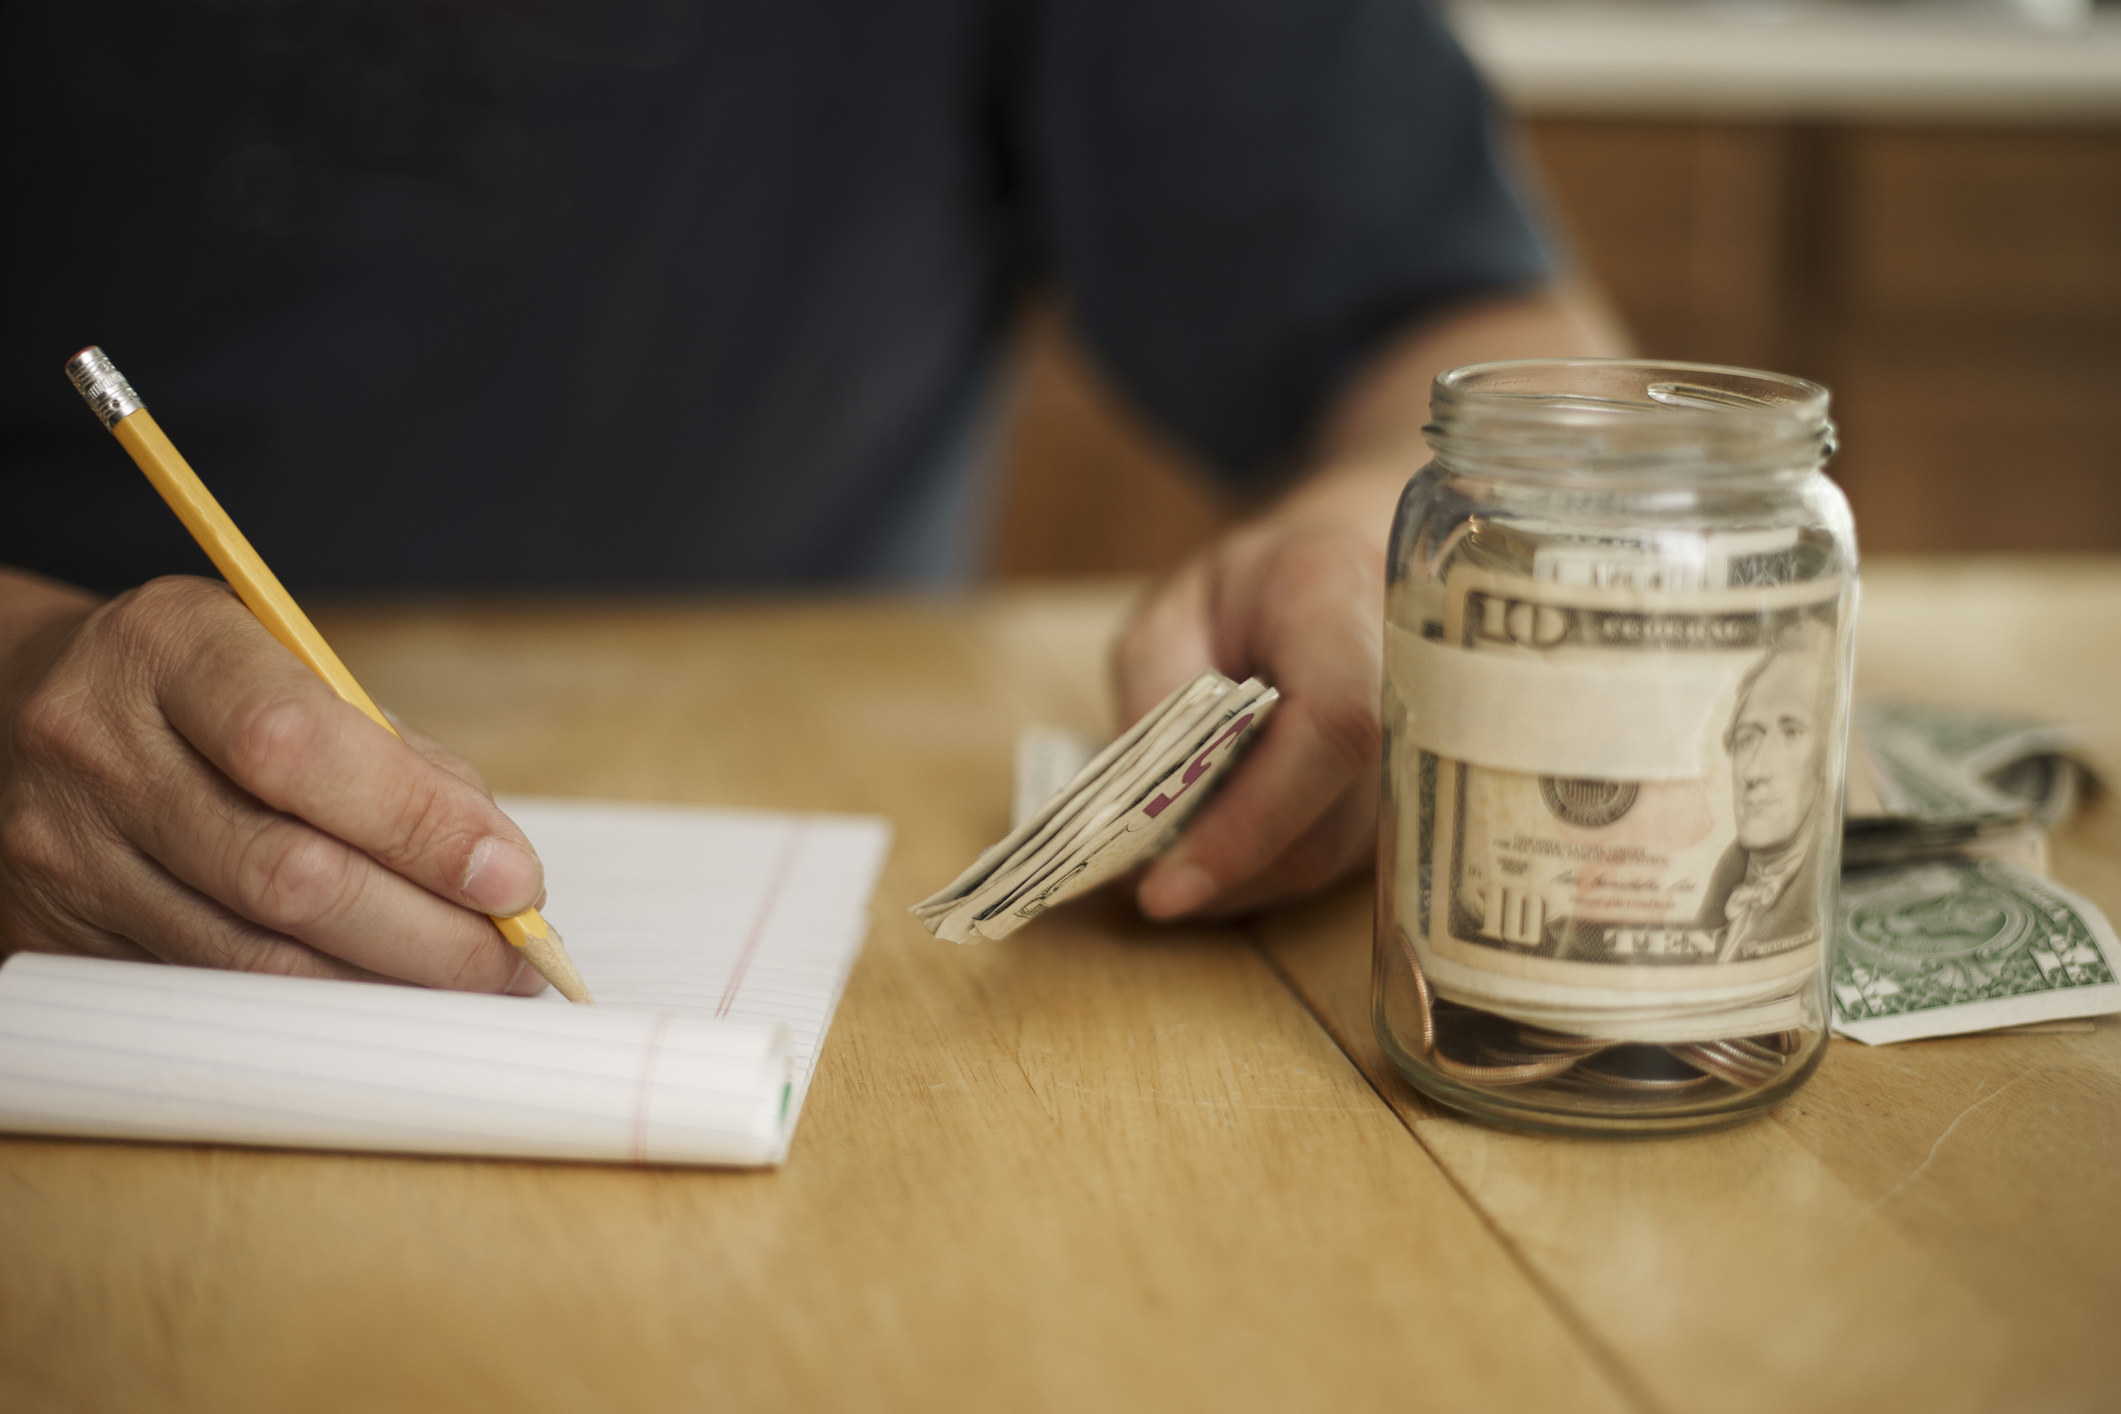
[912,671,1277,943]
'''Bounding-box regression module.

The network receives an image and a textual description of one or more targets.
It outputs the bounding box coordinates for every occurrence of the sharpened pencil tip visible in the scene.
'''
[520,927,595,1004]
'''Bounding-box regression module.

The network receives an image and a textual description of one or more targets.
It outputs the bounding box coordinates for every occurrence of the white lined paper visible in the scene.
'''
[0,799,892,1167]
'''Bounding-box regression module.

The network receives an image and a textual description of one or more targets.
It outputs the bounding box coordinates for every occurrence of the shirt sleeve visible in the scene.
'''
[1015,0,1552,485]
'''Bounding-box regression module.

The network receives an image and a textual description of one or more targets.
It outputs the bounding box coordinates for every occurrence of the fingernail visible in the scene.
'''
[461,837,542,915]
[1140,861,1217,919]
[505,954,549,997]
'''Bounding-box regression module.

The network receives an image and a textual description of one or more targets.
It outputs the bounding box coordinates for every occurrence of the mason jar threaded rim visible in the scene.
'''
[1423,358,1836,485]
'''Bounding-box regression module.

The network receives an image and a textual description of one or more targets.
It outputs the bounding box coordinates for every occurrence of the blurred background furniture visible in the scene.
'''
[989,3,2121,574]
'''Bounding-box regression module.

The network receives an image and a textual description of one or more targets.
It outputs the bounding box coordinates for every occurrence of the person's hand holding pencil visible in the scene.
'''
[0,348,591,999]
[0,568,553,992]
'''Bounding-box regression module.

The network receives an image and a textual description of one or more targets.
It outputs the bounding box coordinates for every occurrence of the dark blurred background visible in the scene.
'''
[989,0,2121,576]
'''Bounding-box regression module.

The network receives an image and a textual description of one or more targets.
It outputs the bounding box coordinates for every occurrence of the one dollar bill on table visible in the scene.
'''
[1833,858,2120,1044]
[1833,702,2121,1044]
[912,670,1278,943]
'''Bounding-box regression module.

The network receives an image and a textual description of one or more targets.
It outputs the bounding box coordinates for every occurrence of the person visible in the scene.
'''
[1700,621,1836,959]
[0,0,1623,992]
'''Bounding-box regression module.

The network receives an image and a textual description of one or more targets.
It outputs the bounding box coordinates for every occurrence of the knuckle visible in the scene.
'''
[0,803,71,887]
[103,576,224,661]
[381,768,482,871]
[0,812,111,958]
[9,679,100,774]
[434,749,492,796]
[222,691,325,794]
[398,725,494,797]
[232,828,359,934]
[126,573,229,618]
[2,580,238,788]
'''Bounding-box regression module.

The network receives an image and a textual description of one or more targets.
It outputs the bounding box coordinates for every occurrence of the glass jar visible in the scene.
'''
[1374,359,1857,1134]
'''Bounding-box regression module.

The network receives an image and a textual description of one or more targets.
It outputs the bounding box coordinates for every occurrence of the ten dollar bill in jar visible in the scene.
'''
[1388,558,1851,1043]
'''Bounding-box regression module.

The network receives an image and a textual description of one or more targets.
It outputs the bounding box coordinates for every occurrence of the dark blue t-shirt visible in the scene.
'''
[0,0,1547,592]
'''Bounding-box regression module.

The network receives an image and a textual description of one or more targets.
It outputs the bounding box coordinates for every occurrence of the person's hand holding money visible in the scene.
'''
[1113,467,1400,921]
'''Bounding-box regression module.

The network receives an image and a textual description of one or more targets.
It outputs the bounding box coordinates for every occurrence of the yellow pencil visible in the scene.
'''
[64,345,594,1004]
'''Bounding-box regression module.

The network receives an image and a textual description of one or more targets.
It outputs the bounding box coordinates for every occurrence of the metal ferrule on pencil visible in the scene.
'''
[65,346,145,429]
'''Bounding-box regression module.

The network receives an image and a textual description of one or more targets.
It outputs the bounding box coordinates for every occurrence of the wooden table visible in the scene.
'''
[3,556,2117,1413]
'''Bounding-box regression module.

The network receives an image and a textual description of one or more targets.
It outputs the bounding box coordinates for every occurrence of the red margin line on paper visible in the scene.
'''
[631,1012,675,1164]
[715,820,807,1019]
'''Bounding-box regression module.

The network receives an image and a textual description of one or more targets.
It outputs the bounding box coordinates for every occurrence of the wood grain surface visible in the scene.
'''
[2,559,2115,1412]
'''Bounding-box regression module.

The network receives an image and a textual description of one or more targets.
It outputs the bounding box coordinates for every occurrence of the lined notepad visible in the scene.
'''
[0,799,892,1167]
